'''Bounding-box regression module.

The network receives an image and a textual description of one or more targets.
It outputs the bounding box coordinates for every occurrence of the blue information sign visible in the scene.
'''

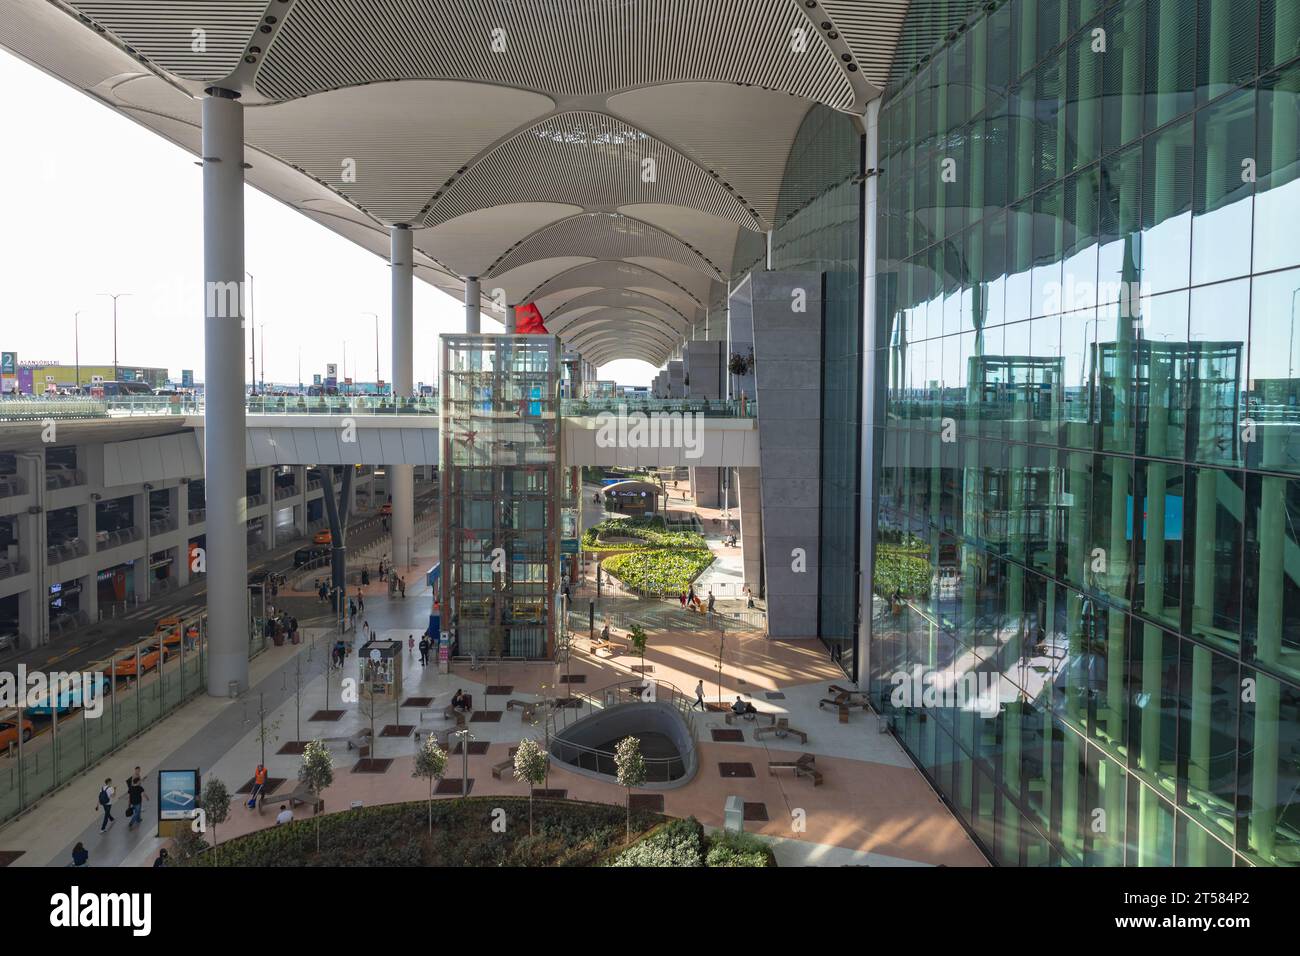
[158,768,199,821]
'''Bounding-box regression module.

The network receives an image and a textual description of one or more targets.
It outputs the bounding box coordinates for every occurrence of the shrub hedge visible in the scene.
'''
[609,817,776,867]
[184,797,663,867]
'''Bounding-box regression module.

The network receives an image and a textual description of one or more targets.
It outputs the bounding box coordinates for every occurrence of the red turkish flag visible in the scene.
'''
[515,302,548,334]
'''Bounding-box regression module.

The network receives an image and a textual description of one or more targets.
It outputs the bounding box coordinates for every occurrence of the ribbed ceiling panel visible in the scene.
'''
[486,214,723,281]
[818,0,911,91]
[423,112,761,231]
[69,1,265,80]
[255,0,855,110]
[548,289,687,329]
[528,261,703,313]
[570,319,680,352]
[554,308,687,342]
[607,84,813,227]
[245,81,553,224]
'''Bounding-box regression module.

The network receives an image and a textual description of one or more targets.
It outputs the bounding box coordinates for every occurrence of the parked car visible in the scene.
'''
[153,616,199,650]
[0,632,18,655]
[0,716,34,751]
[23,674,111,717]
[105,645,169,679]
[313,529,332,546]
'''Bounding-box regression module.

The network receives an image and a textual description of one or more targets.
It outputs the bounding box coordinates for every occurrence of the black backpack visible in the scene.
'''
[98,787,110,807]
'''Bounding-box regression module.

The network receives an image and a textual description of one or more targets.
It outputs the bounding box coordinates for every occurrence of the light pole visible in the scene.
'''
[246,272,256,394]
[1288,288,1300,380]
[72,310,82,392]
[259,321,267,393]
[96,292,132,383]
[362,312,379,394]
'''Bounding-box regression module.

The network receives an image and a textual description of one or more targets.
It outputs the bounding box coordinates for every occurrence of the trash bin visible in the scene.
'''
[228,681,240,699]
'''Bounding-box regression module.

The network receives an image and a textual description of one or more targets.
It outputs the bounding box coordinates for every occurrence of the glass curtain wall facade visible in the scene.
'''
[870,0,1300,866]
[440,335,561,660]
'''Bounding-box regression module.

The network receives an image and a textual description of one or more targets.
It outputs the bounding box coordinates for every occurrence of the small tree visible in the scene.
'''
[628,623,648,675]
[614,735,647,840]
[200,777,231,865]
[513,737,548,836]
[298,739,334,853]
[412,735,447,834]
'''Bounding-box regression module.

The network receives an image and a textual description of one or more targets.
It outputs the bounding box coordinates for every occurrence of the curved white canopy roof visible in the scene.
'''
[2,0,915,364]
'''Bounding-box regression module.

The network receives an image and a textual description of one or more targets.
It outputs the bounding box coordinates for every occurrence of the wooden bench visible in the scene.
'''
[754,717,808,744]
[767,753,822,787]
[589,638,624,657]
[506,699,538,722]
[320,728,373,754]
[442,696,472,724]
[491,746,521,781]
[724,706,764,724]
[260,780,323,815]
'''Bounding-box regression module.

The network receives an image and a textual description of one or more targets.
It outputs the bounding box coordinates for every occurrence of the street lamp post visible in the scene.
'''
[362,312,379,395]
[72,310,82,392]
[246,272,256,394]
[96,292,132,383]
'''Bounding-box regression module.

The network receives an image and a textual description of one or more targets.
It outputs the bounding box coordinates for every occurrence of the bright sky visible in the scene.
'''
[0,50,655,388]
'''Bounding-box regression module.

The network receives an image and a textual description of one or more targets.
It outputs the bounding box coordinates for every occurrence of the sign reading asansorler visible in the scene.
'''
[594,404,703,459]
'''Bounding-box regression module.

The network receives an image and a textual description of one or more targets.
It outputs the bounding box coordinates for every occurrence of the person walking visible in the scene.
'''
[693,680,707,712]
[71,842,89,867]
[247,763,269,810]
[96,779,115,832]
[357,592,365,614]
[707,590,716,617]
[126,774,148,830]
[418,636,430,666]
[408,634,415,655]
[399,576,406,599]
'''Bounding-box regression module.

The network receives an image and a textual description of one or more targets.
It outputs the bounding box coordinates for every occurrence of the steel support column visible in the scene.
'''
[201,90,249,695]
[390,224,415,570]
[465,276,481,333]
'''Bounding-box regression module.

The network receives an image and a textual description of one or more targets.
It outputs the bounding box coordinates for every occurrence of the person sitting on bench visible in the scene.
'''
[451,689,470,712]
[731,697,757,719]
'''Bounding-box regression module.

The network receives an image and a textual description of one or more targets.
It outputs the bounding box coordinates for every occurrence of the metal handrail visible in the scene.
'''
[542,677,698,783]
[0,393,761,422]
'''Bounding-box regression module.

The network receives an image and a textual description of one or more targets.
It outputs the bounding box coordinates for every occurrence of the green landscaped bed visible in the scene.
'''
[583,517,714,595]
[179,797,665,867]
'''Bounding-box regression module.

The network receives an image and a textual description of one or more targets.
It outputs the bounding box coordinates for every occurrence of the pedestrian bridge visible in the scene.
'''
[0,395,759,468]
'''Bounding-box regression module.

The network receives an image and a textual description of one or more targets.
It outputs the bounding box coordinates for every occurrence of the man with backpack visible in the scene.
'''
[96,778,115,832]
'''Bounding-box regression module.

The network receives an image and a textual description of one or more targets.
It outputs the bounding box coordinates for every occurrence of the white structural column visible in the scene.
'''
[856,97,881,689]
[504,304,517,333]
[465,276,481,333]
[201,90,249,695]
[390,224,415,570]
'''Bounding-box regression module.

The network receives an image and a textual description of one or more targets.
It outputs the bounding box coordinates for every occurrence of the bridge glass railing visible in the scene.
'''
[0,394,754,422]
[561,397,756,418]
[0,394,442,421]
